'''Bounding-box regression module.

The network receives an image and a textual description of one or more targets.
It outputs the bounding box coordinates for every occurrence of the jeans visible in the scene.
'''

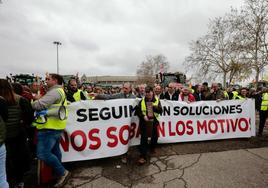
[0,144,9,188]
[37,130,65,176]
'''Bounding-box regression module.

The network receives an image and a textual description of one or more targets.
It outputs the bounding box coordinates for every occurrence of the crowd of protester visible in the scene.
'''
[0,74,267,188]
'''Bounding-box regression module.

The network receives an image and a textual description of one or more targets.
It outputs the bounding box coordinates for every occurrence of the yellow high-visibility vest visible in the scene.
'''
[224,91,229,99]
[141,97,160,121]
[33,88,68,130]
[232,91,239,99]
[261,93,268,111]
[73,89,82,102]
[235,95,245,100]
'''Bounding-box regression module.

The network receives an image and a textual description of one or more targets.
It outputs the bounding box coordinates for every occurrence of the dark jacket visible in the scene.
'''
[193,92,205,101]
[201,90,211,101]
[208,90,225,100]
[0,97,8,145]
[158,93,165,100]
[0,97,8,122]
[253,92,262,111]
[66,89,87,102]
[163,91,179,101]
[6,95,34,139]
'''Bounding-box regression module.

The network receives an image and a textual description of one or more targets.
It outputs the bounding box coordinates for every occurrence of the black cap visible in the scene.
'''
[145,86,154,93]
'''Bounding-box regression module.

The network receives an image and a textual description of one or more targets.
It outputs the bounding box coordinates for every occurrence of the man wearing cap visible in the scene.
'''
[136,86,162,165]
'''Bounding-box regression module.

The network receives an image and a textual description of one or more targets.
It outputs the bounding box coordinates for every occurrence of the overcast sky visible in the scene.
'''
[0,0,244,78]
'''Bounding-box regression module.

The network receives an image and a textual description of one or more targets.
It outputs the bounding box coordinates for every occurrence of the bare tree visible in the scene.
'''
[184,17,240,87]
[136,54,170,85]
[184,5,264,87]
[230,0,268,84]
[226,16,253,83]
[184,0,268,86]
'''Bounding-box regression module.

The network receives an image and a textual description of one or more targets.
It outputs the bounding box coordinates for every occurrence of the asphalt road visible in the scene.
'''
[23,115,268,188]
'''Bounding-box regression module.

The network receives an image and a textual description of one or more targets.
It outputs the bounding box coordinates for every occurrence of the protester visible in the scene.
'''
[84,85,95,99]
[136,84,146,98]
[30,81,42,101]
[178,87,196,103]
[193,84,204,101]
[226,87,234,100]
[154,84,164,99]
[11,83,36,159]
[39,81,48,96]
[201,82,211,100]
[31,74,70,188]
[0,79,32,188]
[258,87,268,136]
[223,89,229,100]
[174,83,183,94]
[85,85,93,93]
[231,87,239,99]
[94,86,103,94]
[94,82,135,163]
[12,83,34,102]
[162,83,179,100]
[208,83,226,101]
[134,86,140,96]
[66,78,87,102]
[95,82,135,100]
[30,81,39,93]
[249,87,262,111]
[78,85,90,100]
[136,86,162,165]
[0,96,9,188]
[235,87,248,99]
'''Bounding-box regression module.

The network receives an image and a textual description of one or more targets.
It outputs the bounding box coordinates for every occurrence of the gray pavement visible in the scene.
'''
[24,113,268,188]
[61,147,268,188]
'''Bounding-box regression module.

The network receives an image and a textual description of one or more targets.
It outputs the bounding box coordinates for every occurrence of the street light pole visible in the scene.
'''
[53,41,62,74]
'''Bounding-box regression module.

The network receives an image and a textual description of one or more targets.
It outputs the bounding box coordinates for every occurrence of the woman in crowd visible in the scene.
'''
[12,83,36,159]
[0,79,33,188]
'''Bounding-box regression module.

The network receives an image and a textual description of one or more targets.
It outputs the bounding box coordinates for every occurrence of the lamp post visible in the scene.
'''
[53,41,62,74]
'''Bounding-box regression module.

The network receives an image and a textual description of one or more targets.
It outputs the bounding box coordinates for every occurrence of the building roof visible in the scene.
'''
[86,76,138,82]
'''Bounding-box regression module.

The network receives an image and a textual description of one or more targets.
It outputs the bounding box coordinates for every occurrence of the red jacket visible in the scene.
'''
[179,93,196,102]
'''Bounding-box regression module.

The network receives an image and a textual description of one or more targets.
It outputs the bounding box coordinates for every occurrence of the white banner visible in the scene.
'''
[61,99,255,162]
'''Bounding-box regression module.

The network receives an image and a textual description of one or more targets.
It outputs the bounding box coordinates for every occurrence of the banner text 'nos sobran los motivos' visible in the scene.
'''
[60,99,255,162]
